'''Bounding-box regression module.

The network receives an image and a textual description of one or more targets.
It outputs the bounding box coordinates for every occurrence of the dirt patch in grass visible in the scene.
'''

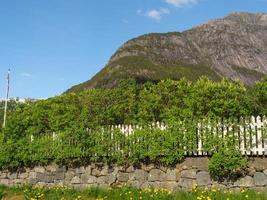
[3,195,23,200]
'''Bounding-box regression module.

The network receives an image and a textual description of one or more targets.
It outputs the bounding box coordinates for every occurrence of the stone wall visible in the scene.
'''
[0,157,267,191]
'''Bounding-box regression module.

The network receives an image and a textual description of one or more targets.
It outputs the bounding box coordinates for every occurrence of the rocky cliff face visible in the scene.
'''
[68,12,267,92]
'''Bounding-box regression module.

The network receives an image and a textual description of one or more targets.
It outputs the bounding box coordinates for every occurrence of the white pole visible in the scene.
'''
[3,69,10,128]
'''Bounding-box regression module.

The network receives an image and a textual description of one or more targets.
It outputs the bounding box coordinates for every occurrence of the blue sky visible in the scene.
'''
[0,0,266,99]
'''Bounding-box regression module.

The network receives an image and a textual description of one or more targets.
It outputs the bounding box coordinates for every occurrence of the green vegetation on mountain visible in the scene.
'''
[232,65,265,80]
[67,56,221,93]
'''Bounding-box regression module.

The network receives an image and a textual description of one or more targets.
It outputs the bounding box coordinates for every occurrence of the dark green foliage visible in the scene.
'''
[250,77,267,115]
[208,149,248,180]
[129,120,198,165]
[190,78,252,118]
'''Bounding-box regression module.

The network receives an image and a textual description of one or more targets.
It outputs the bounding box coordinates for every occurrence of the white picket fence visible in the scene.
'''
[31,116,267,156]
[103,116,267,156]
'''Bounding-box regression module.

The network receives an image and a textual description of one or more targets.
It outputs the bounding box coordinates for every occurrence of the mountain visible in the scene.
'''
[67,12,267,93]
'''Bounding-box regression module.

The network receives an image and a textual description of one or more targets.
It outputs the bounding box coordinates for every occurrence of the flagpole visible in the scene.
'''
[3,69,10,128]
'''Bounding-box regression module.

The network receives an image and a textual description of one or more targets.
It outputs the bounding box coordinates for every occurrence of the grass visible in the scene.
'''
[0,184,266,200]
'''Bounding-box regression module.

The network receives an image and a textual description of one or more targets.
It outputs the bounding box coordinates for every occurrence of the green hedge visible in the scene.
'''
[1,117,264,170]
[0,77,266,169]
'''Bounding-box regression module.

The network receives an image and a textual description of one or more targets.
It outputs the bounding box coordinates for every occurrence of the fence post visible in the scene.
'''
[197,122,202,156]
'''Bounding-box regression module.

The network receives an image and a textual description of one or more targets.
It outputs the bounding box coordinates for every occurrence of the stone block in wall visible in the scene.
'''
[254,172,267,186]
[196,171,211,186]
[113,166,121,175]
[263,169,267,176]
[234,176,254,187]
[88,176,97,184]
[141,164,155,172]
[45,164,58,172]
[178,178,197,189]
[81,174,89,184]
[71,176,81,184]
[253,187,267,192]
[105,173,117,185]
[176,158,209,171]
[96,176,105,185]
[81,174,97,184]
[181,169,197,179]
[249,158,267,171]
[53,171,64,180]
[140,182,151,189]
[162,181,179,192]
[54,180,64,186]
[56,166,66,173]
[100,166,110,176]
[0,173,7,179]
[128,173,135,181]
[133,170,148,182]
[96,173,116,186]
[76,167,86,174]
[117,172,129,182]
[36,172,53,183]
[28,178,38,185]
[145,181,163,189]
[148,169,166,182]
[7,172,18,180]
[0,179,9,185]
[180,165,188,170]
[127,180,142,188]
[158,166,168,173]
[85,166,92,175]
[247,167,256,177]
[65,171,75,182]
[92,168,101,177]
[165,169,179,181]
[126,166,134,173]
[18,172,29,179]
[27,172,36,184]
[29,172,37,179]
[34,166,45,173]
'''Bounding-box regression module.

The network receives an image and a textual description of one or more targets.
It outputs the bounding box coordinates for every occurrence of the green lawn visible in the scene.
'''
[0,185,266,200]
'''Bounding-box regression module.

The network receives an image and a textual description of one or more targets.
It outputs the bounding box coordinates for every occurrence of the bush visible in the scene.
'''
[128,125,187,165]
[0,77,266,169]
[208,149,248,180]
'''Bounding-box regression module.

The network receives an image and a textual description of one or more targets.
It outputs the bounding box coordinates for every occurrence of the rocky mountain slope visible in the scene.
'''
[67,12,267,92]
